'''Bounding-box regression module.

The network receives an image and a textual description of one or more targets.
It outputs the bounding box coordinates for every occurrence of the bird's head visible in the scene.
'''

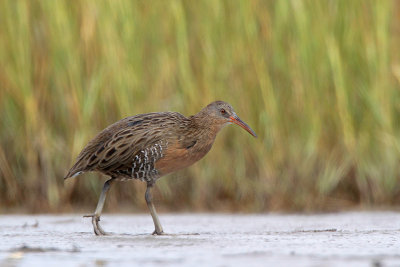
[201,101,257,137]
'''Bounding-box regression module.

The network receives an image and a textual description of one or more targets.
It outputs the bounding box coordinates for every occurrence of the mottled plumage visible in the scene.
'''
[65,101,257,235]
[66,112,185,182]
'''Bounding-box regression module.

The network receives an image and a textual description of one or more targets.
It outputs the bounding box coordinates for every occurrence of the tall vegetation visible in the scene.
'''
[1,0,400,212]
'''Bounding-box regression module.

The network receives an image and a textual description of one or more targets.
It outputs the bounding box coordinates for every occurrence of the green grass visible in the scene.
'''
[1,0,400,212]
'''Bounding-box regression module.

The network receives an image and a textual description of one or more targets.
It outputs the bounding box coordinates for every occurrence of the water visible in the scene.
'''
[1,212,399,266]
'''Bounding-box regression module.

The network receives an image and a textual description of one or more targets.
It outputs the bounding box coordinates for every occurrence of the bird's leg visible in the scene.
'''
[145,183,164,235]
[84,178,115,235]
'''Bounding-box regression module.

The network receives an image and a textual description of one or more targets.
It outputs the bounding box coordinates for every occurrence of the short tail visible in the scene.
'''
[64,170,84,180]
[64,160,86,179]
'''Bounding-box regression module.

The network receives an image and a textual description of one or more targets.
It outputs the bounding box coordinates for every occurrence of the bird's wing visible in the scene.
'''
[64,112,185,179]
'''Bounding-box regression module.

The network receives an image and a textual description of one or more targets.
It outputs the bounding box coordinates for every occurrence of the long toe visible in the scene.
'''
[85,214,107,236]
[92,217,102,235]
[95,220,107,235]
[93,224,106,235]
[152,229,165,235]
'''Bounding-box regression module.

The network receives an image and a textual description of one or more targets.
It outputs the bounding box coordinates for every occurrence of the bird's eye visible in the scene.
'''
[220,108,226,115]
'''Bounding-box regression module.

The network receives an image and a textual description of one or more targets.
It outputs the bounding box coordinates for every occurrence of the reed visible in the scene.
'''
[1,0,400,212]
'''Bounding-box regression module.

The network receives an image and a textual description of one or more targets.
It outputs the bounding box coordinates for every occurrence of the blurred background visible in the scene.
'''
[1,0,400,213]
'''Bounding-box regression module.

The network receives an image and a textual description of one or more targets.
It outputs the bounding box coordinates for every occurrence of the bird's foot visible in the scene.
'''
[83,214,107,236]
[152,229,165,235]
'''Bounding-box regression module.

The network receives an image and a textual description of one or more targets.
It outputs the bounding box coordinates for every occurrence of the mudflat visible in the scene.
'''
[1,212,399,266]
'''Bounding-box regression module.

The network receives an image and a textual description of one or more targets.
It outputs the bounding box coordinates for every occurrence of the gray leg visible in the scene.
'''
[84,178,115,235]
[145,183,164,235]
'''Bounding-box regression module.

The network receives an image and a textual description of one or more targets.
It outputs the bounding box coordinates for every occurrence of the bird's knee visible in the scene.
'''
[145,190,152,204]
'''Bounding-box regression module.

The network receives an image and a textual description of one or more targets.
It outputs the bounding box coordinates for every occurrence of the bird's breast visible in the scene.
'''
[154,138,214,176]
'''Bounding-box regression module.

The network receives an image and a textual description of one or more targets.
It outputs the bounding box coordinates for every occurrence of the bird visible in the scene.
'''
[64,100,257,235]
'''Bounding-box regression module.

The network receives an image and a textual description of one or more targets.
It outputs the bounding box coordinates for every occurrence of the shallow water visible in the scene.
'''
[1,212,400,266]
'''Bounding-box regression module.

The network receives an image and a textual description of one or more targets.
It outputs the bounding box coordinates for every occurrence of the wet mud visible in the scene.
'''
[1,212,400,266]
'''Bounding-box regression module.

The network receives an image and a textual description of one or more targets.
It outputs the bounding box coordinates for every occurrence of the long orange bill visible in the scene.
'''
[230,115,257,138]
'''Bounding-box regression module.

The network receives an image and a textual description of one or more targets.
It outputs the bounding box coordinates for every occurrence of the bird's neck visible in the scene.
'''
[189,112,224,141]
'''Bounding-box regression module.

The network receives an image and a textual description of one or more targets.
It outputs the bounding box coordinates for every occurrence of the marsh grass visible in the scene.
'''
[1,0,400,212]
